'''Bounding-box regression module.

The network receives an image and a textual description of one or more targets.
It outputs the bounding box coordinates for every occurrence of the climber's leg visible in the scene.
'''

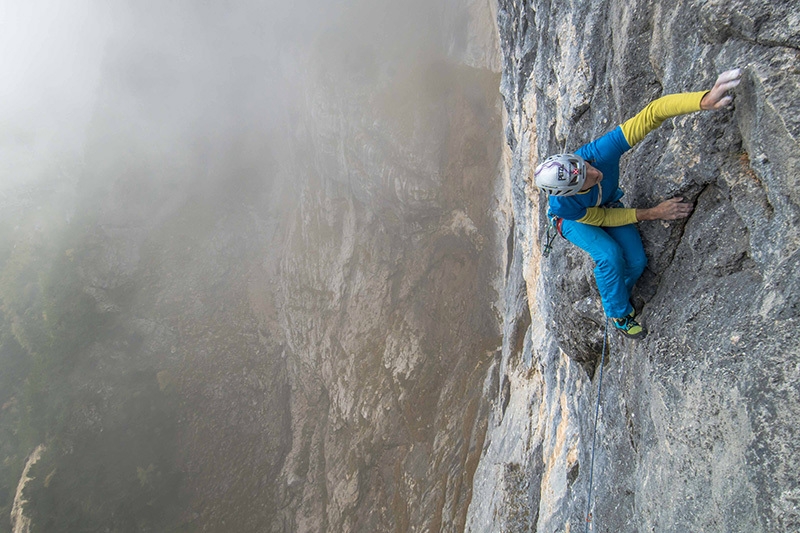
[561,219,632,318]
[604,223,647,293]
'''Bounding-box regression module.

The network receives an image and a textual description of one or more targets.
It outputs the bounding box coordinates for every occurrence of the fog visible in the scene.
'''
[0,1,109,190]
[0,0,425,191]
[0,0,501,530]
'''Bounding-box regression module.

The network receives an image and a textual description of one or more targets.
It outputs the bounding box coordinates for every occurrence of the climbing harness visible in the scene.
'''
[541,216,564,258]
[585,317,609,533]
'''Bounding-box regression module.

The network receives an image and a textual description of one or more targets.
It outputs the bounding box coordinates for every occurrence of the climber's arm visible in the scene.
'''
[576,207,638,227]
[576,197,693,226]
[620,92,707,147]
[620,68,742,147]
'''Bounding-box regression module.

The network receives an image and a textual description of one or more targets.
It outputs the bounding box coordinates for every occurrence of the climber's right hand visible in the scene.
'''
[637,197,694,221]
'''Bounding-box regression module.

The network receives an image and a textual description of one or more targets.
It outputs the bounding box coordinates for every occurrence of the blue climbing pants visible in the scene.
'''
[560,220,647,318]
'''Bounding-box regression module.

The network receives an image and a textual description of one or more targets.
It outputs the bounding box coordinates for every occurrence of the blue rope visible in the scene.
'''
[585,317,609,533]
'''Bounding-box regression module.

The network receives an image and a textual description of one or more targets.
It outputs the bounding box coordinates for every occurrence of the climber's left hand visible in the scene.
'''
[700,68,742,110]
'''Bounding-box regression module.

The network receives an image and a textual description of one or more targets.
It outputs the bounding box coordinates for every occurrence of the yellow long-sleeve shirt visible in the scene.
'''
[572,91,707,227]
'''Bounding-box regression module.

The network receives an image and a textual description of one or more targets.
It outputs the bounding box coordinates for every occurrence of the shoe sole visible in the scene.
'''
[614,328,647,340]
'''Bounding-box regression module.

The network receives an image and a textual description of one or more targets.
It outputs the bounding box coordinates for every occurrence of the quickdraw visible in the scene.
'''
[542,216,564,258]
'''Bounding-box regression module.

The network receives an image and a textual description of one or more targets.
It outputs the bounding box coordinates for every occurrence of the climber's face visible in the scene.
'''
[580,163,603,191]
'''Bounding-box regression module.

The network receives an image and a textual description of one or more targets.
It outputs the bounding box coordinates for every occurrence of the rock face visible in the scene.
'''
[467,0,800,532]
[270,7,505,528]
[15,0,506,532]
[10,446,44,533]
[10,1,799,532]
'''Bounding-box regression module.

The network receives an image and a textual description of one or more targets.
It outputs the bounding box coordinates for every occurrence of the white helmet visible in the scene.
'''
[534,153,586,196]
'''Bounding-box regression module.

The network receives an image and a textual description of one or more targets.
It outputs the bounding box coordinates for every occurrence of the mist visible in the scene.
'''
[0,2,104,191]
[1,0,502,530]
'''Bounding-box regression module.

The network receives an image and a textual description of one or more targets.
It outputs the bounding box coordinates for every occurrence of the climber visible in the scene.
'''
[534,68,742,339]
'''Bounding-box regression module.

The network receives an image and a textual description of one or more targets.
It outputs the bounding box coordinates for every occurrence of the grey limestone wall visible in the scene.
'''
[468,1,800,531]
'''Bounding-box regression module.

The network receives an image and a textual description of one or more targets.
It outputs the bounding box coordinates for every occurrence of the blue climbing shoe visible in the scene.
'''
[612,315,647,339]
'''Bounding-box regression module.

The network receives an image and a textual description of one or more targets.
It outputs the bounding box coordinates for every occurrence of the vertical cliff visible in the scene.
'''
[2,1,509,532]
[468,0,800,531]
[6,1,798,532]
[269,2,505,530]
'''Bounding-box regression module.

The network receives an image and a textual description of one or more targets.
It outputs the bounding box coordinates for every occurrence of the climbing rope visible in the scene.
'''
[585,317,609,533]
